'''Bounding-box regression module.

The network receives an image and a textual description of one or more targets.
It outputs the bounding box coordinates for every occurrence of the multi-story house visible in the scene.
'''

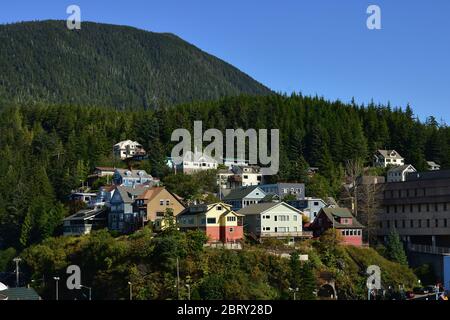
[112,169,154,187]
[113,140,146,160]
[69,192,97,204]
[259,183,305,200]
[387,164,416,182]
[238,202,305,242]
[109,186,148,233]
[373,149,405,168]
[172,151,218,174]
[177,202,244,243]
[286,197,328,223]
[223,185,267,211]
[133,186,185,226]
[310,207,364,246]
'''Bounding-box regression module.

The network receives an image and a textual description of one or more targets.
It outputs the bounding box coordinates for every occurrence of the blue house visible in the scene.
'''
[223,186,267,211]
[109,186,148,232]
[286,197,328,222]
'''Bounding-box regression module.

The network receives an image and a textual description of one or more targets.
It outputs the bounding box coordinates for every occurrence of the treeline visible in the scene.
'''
[0,93,449,250]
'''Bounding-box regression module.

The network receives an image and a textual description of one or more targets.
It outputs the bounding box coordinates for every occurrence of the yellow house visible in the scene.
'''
[177,202,244,243]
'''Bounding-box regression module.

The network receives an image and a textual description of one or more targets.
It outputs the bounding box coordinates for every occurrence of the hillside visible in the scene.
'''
[0,20,271,108]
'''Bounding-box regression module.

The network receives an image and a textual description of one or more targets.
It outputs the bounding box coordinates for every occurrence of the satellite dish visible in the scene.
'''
[0,282,8,291]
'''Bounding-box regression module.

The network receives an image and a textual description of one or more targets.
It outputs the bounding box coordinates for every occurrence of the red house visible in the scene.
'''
[310,207,364,246]
[177,202,244,243]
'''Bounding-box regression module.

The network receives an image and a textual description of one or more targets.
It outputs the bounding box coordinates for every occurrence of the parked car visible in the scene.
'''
[413,287,429,294]
[425,285,437,293]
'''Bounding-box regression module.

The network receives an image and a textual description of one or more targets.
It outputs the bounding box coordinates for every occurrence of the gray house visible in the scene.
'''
[223,185,266,211]
[238,202,304,241]
[63,207,108,236]
[259,183,305,200]
[109,186,148,232]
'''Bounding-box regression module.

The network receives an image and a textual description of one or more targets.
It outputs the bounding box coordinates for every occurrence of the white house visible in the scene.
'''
[427,161,441,171]
[113,140,146,160]
[373,149,405,167]
[218,165,263,190]
[173,151,218,174]
[237,202,304,242]
[387,164,417,182]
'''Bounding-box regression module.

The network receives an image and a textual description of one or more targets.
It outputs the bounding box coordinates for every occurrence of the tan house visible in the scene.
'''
[134,187,185,225]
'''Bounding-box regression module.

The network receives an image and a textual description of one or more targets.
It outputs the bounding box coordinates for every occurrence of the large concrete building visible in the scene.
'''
[377,170,450,287]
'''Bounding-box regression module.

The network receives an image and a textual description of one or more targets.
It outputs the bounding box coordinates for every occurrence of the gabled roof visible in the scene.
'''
[95,166,116,172]
[427,161,440,167]
[388,164,416,173]
[114,140,142,148]
[237,201,302,215]
[178,202,241,217]
[223,185,265,200]
[114,169,152,179]
[319,207,364,229]
[115,186,148,203]
[136,186,185,207]
[376,149,404,159]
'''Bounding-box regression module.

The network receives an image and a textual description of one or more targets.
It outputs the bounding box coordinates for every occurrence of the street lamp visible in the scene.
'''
[13,257,21,287]
[79,285,92,301]
[185,284,191,300]
[128,281,132,300]
[53,277,60,301]
[289,287,299,300]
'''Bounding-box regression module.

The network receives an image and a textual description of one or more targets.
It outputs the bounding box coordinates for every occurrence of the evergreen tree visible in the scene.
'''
[386,229,408,266]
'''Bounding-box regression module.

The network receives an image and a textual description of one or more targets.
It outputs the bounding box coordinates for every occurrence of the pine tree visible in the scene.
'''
[386,229,408,266]
[298,262,316,300]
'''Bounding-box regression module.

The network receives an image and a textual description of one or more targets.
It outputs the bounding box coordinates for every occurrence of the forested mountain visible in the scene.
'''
[0,94,448,249]
[0,20,271,108]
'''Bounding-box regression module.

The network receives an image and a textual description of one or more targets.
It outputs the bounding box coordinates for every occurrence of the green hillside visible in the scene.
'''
[0,20,271,108]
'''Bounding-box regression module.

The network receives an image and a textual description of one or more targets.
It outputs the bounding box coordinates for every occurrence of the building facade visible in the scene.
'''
[238,202,304,241]
[373,149,405,168]
[112,169,154,187]
[259,183,305,200]
[287,197,328,223]
[177,202,244,243]
[387,164,417,182]
[113,140,146,160]
[223,185,267,211]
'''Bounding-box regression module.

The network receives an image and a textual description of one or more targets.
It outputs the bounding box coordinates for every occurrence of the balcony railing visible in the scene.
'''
[260,231,312,238]
[407,243,450,255]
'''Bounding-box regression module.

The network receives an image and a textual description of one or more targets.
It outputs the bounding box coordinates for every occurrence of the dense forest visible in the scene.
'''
[0,20,271,108]
[0,93,448,251]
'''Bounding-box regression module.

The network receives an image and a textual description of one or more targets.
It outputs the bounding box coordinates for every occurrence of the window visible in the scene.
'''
[166,200,170,205]
[160,200,164,206]
[207,218,216,224]
[293,215,297,221]
[426,204,430,212]
[243,175,248,179]
[418,204,421,213]
[402,205,405,213]
[156,212,164,217]
[445,219,448,228]
[229,227,234,232]
[435,204,439,212]
[386,206,390,214]
[217,206,222,211]
[418,220,422,227]
[435,219,439,227]
[445,203,448,211]
[263,227,271,231]
[227,216,236,222]
[410,220,414,228]
[402,220,406,228]
[427,219,430,228]
[314,202,319,206]
[274,216,277,221]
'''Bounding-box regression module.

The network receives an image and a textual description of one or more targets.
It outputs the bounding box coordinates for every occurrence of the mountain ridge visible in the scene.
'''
[0,20,272,108]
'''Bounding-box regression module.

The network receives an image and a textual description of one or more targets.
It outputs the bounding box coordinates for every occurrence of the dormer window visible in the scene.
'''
[217,206,222,211]
[125,171,132,176]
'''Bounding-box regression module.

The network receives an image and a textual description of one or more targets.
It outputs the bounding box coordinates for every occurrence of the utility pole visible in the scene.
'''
[13,257,21,287]
[186,284,191,300]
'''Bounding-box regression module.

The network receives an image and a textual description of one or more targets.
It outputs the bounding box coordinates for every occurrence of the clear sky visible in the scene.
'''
[0,0,449,122]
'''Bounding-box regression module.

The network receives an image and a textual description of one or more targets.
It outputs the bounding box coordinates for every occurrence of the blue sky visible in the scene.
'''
[0,0,449,122]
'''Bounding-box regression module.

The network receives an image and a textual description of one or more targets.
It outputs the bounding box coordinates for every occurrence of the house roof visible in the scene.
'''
[223,185,265,200]
[116,186,148,203]
[114,140,142,148]
[237,201,301,215]
[136,187,185,207]
[63,207,107,222]
[178,202,242,217]
[95,166,116,172]
[376,149,404,159]
[319,207,364,229]
[115,168,152,179]
[427,161,440,167]
[388,164,416,173]
[0,287,41,300]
